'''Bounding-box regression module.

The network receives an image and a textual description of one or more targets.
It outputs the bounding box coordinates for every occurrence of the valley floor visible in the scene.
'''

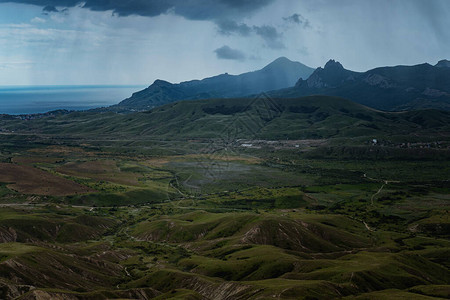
[0,134,448,299]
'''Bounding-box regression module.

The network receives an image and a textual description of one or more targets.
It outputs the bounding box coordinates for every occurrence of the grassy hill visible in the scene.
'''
[2,96,449,141]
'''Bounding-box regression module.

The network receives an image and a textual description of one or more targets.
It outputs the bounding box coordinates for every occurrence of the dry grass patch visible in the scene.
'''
[56,160,141,186]
[12,156,64,165]
[0,163,95,196]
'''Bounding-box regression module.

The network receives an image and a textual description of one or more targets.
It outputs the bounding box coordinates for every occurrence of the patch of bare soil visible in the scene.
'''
[0,163,95,196]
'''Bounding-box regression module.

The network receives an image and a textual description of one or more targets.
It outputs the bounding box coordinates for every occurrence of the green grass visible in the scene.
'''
[0,97,448,299]
[343,289,448,299]
[2,96,450,142]
[0,243,42,262]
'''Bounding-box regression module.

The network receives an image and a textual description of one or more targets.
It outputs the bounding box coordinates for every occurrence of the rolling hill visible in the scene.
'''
[3,96,450,141]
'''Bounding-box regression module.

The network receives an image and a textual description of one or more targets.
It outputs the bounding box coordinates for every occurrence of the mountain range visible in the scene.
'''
[110,57,450,112]
[271,59,450,111]
[112,57,314,111]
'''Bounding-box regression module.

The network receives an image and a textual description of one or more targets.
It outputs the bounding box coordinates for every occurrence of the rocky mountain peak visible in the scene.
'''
[435,59,450,68]
[324,59,344,70]
[152,79,173,87]
[262,56,301,72]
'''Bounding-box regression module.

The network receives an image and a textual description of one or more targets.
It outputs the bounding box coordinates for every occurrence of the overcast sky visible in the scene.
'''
[0,0,449,85]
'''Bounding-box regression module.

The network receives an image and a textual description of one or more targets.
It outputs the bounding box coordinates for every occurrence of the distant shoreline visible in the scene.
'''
[0,85,145,90]
[0,85,146,115]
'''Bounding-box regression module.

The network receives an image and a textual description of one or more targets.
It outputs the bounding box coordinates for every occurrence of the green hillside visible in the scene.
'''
[2,96,449,141]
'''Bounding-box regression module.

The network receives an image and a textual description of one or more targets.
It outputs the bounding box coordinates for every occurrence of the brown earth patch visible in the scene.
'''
[59,160,118,174]
[28,145,93,156]
[143,154,261,168]
[182,154,262,164]
[56,160,140,186]
[12,156,64,165]
[0,163,95,196]
[142,157,171,168]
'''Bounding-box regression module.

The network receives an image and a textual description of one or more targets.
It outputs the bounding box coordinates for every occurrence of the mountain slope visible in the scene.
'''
[113,57,314,111]
[5,96,450,141]
[271,60,450,111]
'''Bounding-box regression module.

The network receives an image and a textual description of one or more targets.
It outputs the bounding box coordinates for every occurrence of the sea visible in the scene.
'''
[0,85,146,115]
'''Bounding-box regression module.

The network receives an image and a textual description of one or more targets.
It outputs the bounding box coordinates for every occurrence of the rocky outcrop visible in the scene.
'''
[0,227,17,243]
[16,288,160,300]
[363,73,397,88]
[435,59,450,68]
[273,59,450,111]
[422,87,449,97]
[0,279,34,299]
[300,59,361,89]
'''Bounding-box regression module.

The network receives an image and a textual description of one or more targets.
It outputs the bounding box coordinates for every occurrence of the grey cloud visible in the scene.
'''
[0,0,274,19]
[3,0,286,51]
[1,0,78,6]
[42,4,58,12]
[253,25,285,49]
[283,13,310,28]
[214,45,246,61]
[298,46,309,56]
[216,20,286,50]
[173,0,274,20]
[42,4,69,14]
[86,1,172,17]
[216,20,252,36]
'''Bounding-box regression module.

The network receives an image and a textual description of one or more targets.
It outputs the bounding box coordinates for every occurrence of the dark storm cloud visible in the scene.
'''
[253,25,284,49]
[1,0,78,6]
[216,20,285,49]
[42,4,58,12]
[283,13,310,28]
[0,0,274,19]
[85,1,172,17]
[214,45,246,61]
[216,20,252,36]
[172,0,274,20]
